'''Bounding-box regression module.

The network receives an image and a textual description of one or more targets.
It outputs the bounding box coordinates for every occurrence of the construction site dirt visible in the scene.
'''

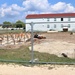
[29,32,75,59]
[0,32,75,59]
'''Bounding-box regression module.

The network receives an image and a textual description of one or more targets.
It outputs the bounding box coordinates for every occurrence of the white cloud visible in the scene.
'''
[51,2,66,11]
[1,3,7,8]
[22,0,75,14]
[0,8,5,17]
[0,0,75,18]
[64,4,75,13]
[11,4,25,11]
[51,2,75,13]
[23,0,50,11]
[0,3,24,18]
[0,0,75,23]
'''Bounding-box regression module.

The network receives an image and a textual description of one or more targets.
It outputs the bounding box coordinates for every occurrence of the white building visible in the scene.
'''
[26,13,75,32]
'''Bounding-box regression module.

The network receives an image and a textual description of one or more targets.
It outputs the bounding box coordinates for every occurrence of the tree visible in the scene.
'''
[3,21,12,28]
[15,20,25,29]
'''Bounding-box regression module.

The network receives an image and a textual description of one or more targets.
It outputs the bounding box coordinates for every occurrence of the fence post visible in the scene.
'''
[30,22,34,64]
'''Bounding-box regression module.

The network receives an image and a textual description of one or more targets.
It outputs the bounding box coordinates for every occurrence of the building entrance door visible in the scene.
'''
[63,28,68,32]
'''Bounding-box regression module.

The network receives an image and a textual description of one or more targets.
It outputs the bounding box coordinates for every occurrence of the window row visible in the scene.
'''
[47,18,71,21]
[47,24,71,28]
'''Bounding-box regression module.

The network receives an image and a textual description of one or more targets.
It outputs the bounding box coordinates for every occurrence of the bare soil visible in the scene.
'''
[0,64,75,75]
[1,32,75,75]
[30,32,75,58]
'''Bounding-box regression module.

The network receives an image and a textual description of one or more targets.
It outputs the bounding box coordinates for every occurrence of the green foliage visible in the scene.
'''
[2,20,26,29]
[15,20,25,28]
[3,21,12,28]
[3,21,11,25]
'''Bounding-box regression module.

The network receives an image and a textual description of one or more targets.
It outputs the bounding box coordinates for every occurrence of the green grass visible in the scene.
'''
[0,45,75,65]
[0,46,31,61]
[0,29,24,34]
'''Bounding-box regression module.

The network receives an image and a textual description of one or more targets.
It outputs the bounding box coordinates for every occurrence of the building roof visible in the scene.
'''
[26,13,75,19]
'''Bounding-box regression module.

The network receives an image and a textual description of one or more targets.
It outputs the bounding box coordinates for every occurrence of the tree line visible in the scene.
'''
[2,20,25,29]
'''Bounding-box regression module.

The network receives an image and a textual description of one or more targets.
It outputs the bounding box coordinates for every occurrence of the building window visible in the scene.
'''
[68,24,70,28]
[61,18,63,21]
[61,24,63,28]
[43,18,44,20]
[47,18,50,21]
[42,25,44,27]
[54,24,56,28]
[47,25,50,28]
[68,18,70,21]
[54,18,56,21]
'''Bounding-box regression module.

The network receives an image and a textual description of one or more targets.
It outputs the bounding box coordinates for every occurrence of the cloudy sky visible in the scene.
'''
[0,0,75,23]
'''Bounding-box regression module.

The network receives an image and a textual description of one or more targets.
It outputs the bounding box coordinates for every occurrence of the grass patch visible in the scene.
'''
[0,29,24,34]
[0,45,75,65]
[0,46,31,61]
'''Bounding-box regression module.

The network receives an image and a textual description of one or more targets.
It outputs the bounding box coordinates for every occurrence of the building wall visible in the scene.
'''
[26,17,75,32]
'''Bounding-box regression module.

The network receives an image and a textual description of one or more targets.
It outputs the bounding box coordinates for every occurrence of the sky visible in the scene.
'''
[0,0,75,24]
